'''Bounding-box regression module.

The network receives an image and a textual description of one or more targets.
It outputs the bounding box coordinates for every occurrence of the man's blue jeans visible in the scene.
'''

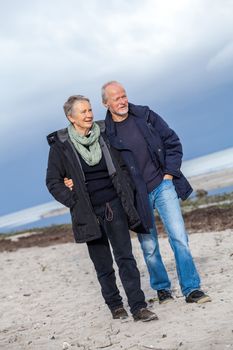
[137,179,201,296]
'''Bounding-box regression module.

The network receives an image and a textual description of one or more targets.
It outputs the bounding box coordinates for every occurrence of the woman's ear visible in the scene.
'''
[67,115,74,124]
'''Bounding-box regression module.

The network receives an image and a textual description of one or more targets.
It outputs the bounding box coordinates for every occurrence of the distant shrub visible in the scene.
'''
[195,189,208,199]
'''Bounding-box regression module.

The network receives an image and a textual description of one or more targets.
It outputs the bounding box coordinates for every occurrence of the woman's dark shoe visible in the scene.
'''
[133,308,158,322]
[111,307,128,319]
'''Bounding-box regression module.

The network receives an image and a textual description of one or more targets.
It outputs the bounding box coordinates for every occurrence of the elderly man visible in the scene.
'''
[101,81,211,305]
[46,94,158,322]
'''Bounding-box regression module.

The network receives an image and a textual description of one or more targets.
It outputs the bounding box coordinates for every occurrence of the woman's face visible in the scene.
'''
[68,100,94,135]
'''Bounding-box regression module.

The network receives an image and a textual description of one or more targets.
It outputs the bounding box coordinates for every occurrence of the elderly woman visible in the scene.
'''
[46,95,157,322]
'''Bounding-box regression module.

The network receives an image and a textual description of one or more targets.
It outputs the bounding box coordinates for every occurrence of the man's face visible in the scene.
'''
[104,84,129,118]
[68,100,93,134]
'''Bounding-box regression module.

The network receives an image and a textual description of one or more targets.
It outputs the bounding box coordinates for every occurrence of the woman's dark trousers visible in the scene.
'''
[87,198,146,315]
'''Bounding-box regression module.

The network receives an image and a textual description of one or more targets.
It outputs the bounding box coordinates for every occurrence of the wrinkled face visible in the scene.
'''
[68,100,93,135]
[104,83,129,119]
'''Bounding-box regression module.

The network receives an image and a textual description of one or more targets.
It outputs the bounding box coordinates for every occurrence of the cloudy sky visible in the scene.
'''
[0,0,233,216]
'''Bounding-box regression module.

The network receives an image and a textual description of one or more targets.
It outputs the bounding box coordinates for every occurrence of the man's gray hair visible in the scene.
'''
[101,80,122,103]
[63,95,90,117]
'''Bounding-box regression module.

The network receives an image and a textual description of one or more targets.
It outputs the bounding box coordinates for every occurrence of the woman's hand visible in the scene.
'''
[64,177,74,191]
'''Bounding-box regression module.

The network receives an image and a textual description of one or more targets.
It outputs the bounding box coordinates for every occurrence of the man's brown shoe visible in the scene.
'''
[157,289,174,304]
[185,290,211,304]
[133,308,158,322]
[111,307,128,319]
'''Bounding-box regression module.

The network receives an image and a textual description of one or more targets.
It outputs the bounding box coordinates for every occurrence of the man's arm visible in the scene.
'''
[110,146,136,191]
[46,146,77,208]
[63,147,135,191]
[149,110,183,178]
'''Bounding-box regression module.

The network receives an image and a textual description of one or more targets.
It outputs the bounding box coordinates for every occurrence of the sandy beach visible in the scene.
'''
[1,229,233,350]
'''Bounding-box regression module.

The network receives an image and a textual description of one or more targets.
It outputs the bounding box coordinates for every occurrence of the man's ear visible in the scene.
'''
[102,101,109,109]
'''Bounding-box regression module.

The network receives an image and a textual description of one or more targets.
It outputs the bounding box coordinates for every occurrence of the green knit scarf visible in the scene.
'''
[68,122,102,166]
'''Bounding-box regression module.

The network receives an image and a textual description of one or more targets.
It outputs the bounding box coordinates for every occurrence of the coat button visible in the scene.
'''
[158,148,161,152]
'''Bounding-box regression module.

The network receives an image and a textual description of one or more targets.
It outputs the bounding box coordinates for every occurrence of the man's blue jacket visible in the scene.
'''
[105,103,193,232]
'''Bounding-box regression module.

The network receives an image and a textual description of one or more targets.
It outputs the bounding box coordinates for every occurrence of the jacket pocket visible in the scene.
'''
[70,201,86,225]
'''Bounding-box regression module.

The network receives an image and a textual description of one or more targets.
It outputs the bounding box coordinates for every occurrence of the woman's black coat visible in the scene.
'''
[46,124,144,243]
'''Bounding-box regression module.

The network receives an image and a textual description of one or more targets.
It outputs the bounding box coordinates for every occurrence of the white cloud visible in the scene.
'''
[0,0,233,158]
[207,41,233,71]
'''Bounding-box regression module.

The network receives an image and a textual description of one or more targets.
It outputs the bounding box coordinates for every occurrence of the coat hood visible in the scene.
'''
[47,128,69,146]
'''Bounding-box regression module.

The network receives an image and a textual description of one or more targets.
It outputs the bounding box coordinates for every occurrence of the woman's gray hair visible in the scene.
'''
[63,95,90,117]
[101,81,122,103]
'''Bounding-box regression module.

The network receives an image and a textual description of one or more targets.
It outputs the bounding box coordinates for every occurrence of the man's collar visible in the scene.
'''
[105,109,116,136]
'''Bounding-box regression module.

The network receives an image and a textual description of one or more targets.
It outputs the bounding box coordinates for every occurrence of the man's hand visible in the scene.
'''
[64,177,74,191]
[163,174,173,180]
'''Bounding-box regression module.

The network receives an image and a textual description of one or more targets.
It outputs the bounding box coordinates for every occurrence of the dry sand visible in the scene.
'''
[1,229,233,350]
